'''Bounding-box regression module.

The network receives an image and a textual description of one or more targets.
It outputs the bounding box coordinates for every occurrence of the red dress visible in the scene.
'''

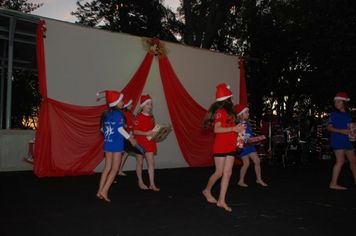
[124,110,134,133]
[133,112,157,152]
[213,109,237,154]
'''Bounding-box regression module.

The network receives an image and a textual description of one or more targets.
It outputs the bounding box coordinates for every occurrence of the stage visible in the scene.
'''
[1,160,355,236]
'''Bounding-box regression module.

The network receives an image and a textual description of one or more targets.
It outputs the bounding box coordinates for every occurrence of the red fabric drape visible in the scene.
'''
[121,53,154,108]
[159,56,242,166]
[34,29,154,177]
[34,20,51,176]
[158,56,214,166]
[239,57,248,106]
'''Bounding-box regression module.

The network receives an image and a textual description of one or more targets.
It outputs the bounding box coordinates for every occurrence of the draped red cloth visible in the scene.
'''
[34,20,154,176]
[159,56,241,166]
[238,57,248,107]
[158,56,215,166]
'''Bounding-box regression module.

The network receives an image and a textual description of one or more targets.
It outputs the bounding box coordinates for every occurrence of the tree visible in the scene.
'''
[179,0,242,49]
[72,0,182,42]
[0,0,42,13]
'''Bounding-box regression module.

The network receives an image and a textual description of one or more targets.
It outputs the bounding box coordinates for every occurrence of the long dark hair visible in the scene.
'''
[336,100,351,117]
[202,97,237,128]
[100,106,126,129]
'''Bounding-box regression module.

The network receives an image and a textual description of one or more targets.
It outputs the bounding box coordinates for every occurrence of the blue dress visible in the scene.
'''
[328,111,353,148]
[103,110,125,152]
[237,121,257,157]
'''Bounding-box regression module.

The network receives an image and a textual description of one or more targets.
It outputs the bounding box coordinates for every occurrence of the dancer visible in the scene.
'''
[327,92,356,190]
[133,94,160,191]
[96,90,137,202]
[202,83,245,212]
[235,104,268,187]
[118,97,134,177]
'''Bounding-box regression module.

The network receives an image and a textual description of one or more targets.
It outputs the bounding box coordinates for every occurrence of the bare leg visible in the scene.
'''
[216,155,235,212]
[345,150,356,184]
[135,154,148,190]
[238,156,250,187]
[202,157,224,204]
[118,151,129,176]
[99,152,122,202]
[330,150,347,190]
[146,152,159,191]
[250,152,268,186]
[97,152,113,199]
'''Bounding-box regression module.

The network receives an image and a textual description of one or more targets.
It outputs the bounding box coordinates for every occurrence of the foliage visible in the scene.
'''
[178,0,241,49]
[71,0,182,43]
[11,70,41,129]
[0,0,42,13]
[230,0,356,126]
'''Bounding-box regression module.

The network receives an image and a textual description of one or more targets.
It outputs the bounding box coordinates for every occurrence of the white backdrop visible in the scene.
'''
[43,19,241,172]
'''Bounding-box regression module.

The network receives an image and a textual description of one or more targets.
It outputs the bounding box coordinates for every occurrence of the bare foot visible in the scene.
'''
[96,193,103,199]
[238,182,248,187]
[256,180,268,187]
[329,184,347,190]
[118,172,127,176]
[216,202,232,212]
[99,192,111,202]
[149,186,160,192]
[202,190,217,203]
[138,183,149,190]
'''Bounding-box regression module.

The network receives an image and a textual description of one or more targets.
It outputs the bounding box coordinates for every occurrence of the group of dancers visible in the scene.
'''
[96,91,160,202]
[95,85,356,212]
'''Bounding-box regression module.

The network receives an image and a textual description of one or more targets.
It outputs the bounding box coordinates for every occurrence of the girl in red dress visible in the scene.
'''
[202,83,245,212]
[133,94,159,191]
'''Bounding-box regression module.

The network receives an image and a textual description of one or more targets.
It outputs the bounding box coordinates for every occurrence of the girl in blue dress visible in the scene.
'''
[327,92,356,190]
[96,90,137,202]
[235,104,267,187]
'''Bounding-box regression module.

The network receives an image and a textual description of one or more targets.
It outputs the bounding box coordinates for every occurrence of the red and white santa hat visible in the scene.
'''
[216,83,233,101]
[96,90,124,107]
[234,104,249,116]
[334,92,350,101]
[123,96,133,108]
[140,94,152,107]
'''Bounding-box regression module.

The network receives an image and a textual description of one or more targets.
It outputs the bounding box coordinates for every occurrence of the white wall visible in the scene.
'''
[0,130,35,172]
[43,19,241,172]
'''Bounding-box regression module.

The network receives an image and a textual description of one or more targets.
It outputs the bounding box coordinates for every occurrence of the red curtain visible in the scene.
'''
[238,57,248,106]
[34,21,154,177]
[159,56,241,166]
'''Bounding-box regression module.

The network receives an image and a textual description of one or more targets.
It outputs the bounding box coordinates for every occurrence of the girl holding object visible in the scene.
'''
[133,94,160,191]
[118,97,135,177]
[327,92,356,190]
[235,104,267,187]
[97,90,137,202]
[202,83,245,212]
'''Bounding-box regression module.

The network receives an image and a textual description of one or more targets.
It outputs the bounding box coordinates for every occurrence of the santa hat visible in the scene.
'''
[96,90,124,107]
[234,104,249,116]
[140,94,152,107]
[123,97,133,108]
[216,83,233,101]
[334,92,350,101]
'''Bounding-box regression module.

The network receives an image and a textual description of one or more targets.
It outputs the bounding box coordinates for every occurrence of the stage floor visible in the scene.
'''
[1,160,355,236]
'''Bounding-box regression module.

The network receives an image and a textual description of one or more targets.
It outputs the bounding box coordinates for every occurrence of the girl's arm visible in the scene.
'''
[327,124,350,135]
[118,127,138,146]
[134,129,157,137]
[214,122,245,133]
